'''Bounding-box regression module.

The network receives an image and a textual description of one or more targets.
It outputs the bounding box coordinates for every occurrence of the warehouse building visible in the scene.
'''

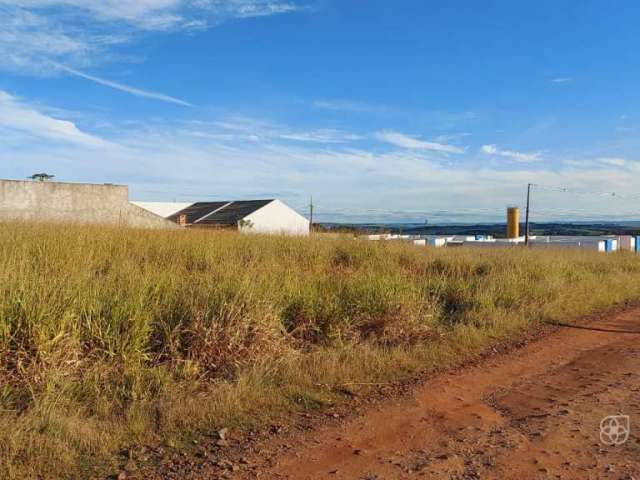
[133,199,310,236]
[0,179,309,235]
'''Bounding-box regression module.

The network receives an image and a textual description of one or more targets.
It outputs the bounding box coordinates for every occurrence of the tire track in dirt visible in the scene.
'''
[236,309,640,480]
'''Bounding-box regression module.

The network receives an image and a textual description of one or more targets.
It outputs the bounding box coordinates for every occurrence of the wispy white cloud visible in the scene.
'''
[599,157,627,167]
[279,130,361,143]
[0,6,114,73]
[233,1,299,18]
[434,132,471,143]
[0,90,114,147]
[551,77,572,84]
[481,144,540,162]
[374,130,465,154]
[4,1,183,26]
[1,1,303,28]
[562,159,595,168]
[0,1,307,73]
[4,97,640,222]
[209,116,361,144]
[563,156,640,172]
[4,90,640,223]
[54,63,191,106]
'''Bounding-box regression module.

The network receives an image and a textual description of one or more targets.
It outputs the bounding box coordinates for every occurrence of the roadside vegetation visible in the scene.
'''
[2,222,640,478]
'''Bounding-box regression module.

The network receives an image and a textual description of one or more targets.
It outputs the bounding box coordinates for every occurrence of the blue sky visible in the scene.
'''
[2,1,640,222]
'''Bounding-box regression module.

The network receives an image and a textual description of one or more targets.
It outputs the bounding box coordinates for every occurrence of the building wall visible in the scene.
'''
[0,179,176,229]
[530,241,605,252]
[617,235,636,251]
[131,201,194,218]
[241,199,310,236]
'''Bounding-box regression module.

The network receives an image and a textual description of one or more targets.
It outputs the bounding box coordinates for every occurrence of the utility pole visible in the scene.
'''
[525,183,532,246]
[309,195,314,234]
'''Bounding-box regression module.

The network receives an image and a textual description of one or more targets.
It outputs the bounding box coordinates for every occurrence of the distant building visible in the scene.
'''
[133,199,310,236]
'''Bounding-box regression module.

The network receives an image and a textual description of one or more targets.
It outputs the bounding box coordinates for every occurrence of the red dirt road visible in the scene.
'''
[237,309,640,480]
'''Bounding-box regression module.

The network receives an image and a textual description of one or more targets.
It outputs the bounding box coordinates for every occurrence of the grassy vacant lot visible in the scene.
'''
[2,223,640,478]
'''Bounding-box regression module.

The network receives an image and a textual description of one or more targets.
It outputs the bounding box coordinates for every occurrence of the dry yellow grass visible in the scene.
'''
[2,222,640,478]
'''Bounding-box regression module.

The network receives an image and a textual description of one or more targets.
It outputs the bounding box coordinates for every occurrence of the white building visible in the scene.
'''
[133,199,310,236]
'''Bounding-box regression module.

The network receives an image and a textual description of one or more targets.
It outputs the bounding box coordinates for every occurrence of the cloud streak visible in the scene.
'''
[208,116,361,143]
[481,144,540,162]
[54,64,192,106]
[374,130,465,154]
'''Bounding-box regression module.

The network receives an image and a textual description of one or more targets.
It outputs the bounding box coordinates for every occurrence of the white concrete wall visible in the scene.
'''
[241,199,309,236]
[530,240,605,252]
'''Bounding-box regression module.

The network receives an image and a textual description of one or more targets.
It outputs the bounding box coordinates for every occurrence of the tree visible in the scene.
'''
[28,173,55,182]
[238,218,254,230]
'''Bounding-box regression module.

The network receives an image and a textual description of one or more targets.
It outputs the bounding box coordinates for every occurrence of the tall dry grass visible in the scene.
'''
[2,222,640,478]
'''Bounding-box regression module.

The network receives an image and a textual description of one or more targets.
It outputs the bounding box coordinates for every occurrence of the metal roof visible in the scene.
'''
[198,200,274,225]
[167,202,229,224]
[169,200,274,225]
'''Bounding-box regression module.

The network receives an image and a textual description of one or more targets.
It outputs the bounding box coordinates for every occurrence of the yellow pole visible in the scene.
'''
[507,207,520,239]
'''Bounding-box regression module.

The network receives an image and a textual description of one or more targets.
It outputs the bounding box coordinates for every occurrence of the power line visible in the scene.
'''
[532,183,640,201]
